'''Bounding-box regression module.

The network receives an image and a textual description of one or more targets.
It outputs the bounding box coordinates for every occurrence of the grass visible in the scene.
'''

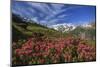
[12,21,65,41]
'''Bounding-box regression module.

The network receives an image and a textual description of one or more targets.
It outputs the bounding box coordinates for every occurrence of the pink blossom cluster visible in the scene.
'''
[12,36,96,65]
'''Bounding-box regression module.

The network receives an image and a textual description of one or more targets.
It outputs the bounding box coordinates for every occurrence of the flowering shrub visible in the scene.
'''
[12,34,96,65]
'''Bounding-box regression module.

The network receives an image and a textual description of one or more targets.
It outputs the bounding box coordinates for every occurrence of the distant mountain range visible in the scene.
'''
[49,23,95,32]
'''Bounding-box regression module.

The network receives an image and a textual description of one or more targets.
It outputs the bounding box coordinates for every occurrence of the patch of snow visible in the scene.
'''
[50,23,76,32]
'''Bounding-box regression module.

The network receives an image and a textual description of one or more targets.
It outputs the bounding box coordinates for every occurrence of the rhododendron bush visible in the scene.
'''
[12,34,96,65]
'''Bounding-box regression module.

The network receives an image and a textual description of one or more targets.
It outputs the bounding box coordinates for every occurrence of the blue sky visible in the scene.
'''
[12,1,96,27]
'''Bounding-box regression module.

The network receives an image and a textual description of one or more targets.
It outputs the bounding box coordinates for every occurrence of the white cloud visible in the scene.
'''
[27,2,50,15]
[50,3,65,10]
[12,1,86,28]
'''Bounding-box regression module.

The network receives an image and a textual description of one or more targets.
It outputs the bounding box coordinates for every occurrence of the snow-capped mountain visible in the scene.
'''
[82,24,92,28]
[50,23,76,32]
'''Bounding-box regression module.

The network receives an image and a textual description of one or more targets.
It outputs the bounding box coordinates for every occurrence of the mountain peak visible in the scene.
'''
[50,23,76,32]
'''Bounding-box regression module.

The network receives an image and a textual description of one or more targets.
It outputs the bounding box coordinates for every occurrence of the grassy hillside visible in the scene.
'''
[12,14,64,42]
